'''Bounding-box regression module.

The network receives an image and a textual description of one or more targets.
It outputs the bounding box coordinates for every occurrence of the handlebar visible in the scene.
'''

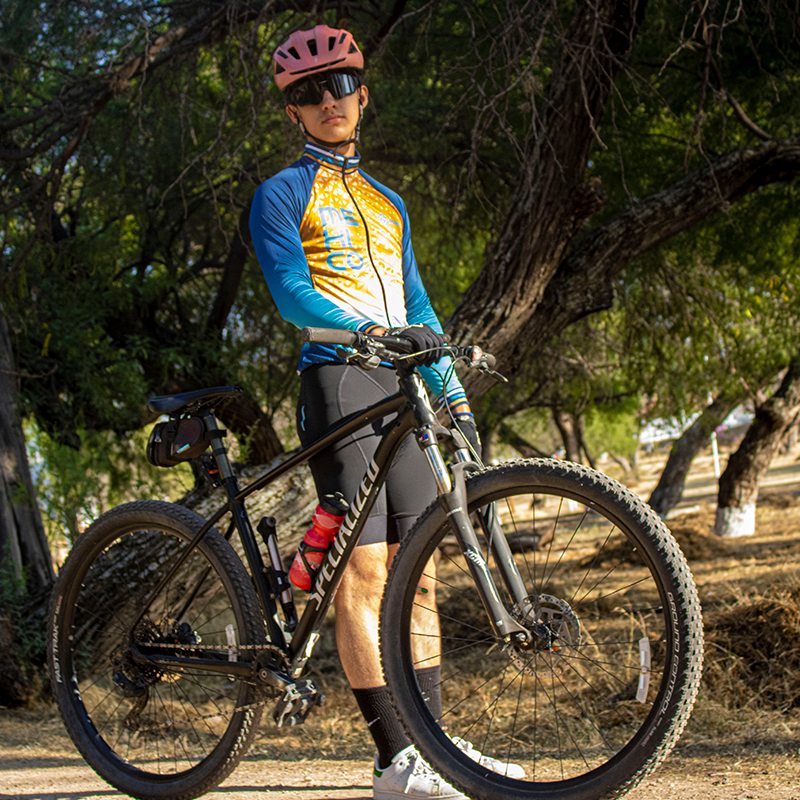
[300,326,497,371]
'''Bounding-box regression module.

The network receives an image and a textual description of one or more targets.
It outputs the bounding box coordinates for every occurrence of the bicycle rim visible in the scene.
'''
[50,502,264,799]
[381,460,703,800]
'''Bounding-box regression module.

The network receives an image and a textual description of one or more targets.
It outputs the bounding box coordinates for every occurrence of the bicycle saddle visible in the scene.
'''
[147,386,242,415]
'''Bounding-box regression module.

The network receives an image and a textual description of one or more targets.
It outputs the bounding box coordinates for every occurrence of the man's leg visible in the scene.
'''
[335,542,440,767]
[334,541,396,688]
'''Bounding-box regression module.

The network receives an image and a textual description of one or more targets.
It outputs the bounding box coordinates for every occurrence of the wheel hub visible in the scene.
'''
[507,593,581,674]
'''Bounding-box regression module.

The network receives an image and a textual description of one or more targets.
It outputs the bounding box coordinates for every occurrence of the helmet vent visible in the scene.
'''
[307,38,318,56]
[329,36,337,50]
[288,46,300,59]
[348,43,357,53]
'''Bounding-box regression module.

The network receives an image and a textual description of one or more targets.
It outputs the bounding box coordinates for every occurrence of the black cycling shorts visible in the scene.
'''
[296,364,437,546]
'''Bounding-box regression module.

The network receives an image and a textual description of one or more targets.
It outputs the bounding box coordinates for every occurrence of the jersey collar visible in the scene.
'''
[303,142,361,172]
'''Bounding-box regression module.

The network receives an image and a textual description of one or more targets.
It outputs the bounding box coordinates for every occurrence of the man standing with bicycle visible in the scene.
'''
[250,24,520,799]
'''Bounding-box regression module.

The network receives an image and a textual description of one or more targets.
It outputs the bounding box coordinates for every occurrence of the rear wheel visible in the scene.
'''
[381,459,703,800]
[48,501,266,800]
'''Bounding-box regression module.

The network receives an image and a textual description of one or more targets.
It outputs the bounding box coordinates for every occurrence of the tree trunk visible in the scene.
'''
[449,0,644,378]
[0,301,54,706]
[716,356,800,537]
[648,394,740,518]
[0,302,53,592]
[552,409,581,463]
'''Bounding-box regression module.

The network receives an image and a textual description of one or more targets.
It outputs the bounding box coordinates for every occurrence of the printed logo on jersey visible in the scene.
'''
[319,206,365,271]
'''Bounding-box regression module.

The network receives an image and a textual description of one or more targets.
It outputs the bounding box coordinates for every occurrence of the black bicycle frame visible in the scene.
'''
[131,366,529,681]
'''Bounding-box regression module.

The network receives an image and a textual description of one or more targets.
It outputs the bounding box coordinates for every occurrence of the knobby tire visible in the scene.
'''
[48,500,266,800]
[380,459,703,800]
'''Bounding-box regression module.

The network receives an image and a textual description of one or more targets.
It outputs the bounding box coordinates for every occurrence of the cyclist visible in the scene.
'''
[250,24,519,799]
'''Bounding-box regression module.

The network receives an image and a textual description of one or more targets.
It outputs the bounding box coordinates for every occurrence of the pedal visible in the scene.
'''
[273,679,325,727]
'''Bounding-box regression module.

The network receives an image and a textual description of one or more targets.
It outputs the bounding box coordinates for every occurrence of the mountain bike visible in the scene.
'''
[47,328,703,800]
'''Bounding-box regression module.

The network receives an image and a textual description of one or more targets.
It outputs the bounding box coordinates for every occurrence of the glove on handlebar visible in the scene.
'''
[453,415,481,460]
[385,323,447,368]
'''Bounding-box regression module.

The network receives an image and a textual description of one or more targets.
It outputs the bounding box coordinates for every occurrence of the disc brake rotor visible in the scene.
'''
[507,593,582,675]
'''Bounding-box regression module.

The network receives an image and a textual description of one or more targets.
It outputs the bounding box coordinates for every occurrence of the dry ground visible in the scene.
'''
[3,444,800,799]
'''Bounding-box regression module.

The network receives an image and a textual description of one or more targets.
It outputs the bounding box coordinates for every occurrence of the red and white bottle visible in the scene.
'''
[289,493,349,590]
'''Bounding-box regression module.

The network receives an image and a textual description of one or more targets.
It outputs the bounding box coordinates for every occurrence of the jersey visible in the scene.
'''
[249,142,470,417]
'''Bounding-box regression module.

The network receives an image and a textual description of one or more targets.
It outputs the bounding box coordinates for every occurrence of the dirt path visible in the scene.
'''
[2,746,799,800]
[6,447,800,799]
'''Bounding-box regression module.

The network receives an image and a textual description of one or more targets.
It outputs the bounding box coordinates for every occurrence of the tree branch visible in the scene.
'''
[456,130,800,396]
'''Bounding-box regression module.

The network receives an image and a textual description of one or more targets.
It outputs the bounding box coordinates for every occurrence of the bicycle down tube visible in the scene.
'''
[132,366,527,683]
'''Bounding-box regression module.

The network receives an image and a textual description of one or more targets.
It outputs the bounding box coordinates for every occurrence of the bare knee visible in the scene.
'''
[335,542,389,612]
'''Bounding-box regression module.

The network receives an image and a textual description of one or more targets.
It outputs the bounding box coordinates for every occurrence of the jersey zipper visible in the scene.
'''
[341,157,393,326]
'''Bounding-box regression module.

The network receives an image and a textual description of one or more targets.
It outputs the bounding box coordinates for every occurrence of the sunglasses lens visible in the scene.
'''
[287,71,359,106]
[287,80,324,106]
[325,71,360,99]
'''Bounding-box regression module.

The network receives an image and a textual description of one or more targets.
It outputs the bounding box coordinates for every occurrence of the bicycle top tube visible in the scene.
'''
[233,327,499,502]
[234,389,408,503]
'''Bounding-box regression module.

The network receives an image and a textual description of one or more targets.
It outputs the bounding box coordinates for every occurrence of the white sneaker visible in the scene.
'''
[449,736,526,778]
[373,745,468,799]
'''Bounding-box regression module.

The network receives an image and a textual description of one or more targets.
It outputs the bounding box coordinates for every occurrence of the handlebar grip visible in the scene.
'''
[300,327,358,346]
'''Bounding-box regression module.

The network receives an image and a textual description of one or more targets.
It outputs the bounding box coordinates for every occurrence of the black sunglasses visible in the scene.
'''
[285,70,361,107]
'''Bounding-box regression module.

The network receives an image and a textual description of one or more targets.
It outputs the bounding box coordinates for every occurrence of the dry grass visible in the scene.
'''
[5,449,800,763]
[703,584,800,711]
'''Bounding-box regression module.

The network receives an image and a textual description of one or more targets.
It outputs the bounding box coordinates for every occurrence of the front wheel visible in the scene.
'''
[48,501,266,800]
[381,459,703,800]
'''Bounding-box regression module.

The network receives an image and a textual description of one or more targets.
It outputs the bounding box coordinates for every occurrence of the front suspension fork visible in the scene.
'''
[423,445,530,643]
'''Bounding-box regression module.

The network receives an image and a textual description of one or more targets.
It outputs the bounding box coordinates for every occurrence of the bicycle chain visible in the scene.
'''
[128,641,287,733]
[137,640,280,652]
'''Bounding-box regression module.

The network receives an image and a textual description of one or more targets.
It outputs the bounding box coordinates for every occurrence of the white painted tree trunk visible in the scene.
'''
[714,504,756,538]
[715,353,800,539]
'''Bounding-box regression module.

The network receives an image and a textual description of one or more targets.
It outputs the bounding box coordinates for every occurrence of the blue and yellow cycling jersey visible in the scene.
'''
[250,143,471,416]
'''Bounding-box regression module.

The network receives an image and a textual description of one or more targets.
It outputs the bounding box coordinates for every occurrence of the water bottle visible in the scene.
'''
[289,493,349,590]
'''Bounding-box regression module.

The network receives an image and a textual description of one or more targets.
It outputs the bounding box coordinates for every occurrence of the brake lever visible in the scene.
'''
[474,358,507,383]
[334,346,381,370]
[484,367,508,383]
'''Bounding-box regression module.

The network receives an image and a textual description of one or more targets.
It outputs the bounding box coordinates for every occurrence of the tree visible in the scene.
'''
[0,300,53,705]
[647,394,740,518]
[4,3,800,509]
[715,353,800,537]
[441,1,800,393]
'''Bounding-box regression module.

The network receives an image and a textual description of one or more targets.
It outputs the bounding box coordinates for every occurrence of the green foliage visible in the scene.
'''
[619,184,800,420]
[2,2,302,449]
[583,398,640,462]
[26,420,194,544]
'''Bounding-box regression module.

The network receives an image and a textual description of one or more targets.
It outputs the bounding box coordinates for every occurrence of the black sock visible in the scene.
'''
[352,685,411,770]
[416,665,443,723]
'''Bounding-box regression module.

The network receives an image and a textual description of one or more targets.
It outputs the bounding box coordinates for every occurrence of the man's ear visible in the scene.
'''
[285,105,300,124]
[358,84,369,111]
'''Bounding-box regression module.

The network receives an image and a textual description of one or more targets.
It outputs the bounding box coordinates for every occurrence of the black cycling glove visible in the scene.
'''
[385,323,447,368]
[453,415,481,460]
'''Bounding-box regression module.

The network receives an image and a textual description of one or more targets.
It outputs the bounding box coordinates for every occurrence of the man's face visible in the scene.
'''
[286,80,369,150]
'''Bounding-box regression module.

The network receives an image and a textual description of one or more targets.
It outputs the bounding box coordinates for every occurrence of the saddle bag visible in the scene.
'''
[146,417,210,468]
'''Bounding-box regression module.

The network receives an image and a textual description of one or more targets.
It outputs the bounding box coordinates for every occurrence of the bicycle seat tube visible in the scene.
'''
[201,412,290,647]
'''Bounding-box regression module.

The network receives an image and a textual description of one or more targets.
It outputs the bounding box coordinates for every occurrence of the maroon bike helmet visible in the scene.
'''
[273,25,364,91]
